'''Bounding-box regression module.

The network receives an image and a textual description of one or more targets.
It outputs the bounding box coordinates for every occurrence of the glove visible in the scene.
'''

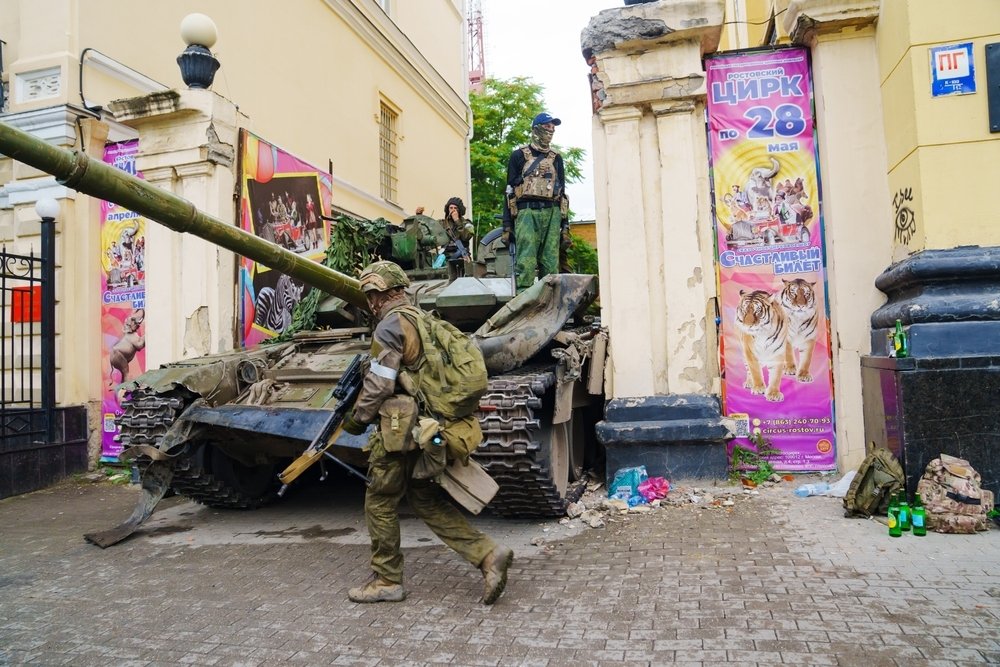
[501,229,512,245]
[342,411,367,436]
[560,227,571,250]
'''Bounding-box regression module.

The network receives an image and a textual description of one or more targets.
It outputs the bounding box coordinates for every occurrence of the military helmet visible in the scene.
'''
[359,260,410,293]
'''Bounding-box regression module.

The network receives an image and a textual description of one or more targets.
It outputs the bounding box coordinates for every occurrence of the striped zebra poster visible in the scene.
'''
[237,129,333,347]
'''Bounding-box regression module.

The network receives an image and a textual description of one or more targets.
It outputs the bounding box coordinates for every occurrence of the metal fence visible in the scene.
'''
[0,244,54,451]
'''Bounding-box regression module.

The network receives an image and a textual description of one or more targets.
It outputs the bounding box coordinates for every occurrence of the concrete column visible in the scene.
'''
[652,100,715,396]
[585,0,725,401]
[585,1,731,484]
[108,90,246,368]
[785,0,888,471]
[597,106,656,398]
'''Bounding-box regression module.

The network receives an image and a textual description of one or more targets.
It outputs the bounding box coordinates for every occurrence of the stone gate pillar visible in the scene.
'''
[108,90,247,368]
[584,0,731,482]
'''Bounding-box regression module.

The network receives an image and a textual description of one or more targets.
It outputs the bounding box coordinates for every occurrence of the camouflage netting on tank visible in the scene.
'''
[268,215,388,343]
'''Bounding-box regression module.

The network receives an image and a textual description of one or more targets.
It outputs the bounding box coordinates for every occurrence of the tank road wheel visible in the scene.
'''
[170,442,280,510]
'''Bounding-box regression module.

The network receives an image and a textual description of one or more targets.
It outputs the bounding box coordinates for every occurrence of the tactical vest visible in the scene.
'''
[514,146,560,201]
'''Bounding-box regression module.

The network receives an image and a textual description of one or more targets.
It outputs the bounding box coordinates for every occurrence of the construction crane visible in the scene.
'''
[468,0,485,92]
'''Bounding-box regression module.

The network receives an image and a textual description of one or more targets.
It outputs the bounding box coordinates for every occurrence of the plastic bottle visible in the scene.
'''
[793,482,830,497]
[911,493,927,536]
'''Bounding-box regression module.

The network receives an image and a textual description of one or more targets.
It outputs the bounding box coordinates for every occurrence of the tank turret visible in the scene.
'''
[0,119,607,546]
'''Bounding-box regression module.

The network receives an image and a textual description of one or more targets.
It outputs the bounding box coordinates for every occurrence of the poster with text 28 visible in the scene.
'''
[706,47,836,471]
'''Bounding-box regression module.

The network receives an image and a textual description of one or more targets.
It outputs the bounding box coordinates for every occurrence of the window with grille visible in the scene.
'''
[379,102,399,203]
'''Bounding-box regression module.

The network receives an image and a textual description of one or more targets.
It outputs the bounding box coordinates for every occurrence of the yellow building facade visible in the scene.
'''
[586,0,999,481]
[0,0,470,467]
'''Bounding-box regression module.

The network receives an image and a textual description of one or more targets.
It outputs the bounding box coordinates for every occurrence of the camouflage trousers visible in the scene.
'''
[365,445,496,584]
[514,206,561,291]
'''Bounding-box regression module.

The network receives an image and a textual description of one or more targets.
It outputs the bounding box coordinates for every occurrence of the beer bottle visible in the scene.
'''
[887,491,902,537]
[894,319,909,358]
[898,493,911,532]
[911,492,927,536]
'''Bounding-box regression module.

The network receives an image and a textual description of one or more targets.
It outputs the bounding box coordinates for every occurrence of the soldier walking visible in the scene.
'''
[342,261,513,604]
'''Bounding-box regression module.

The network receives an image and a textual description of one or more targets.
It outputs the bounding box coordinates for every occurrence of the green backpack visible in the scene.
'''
[843,446,905,518]
[394,306,488,420]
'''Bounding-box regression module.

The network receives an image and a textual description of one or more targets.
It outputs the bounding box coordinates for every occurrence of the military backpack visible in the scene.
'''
[392,305,488,421]
[916,453,994,534]
[843,447,905,518]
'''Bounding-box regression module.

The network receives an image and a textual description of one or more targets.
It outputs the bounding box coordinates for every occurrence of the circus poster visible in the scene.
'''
[100,140,146,460]
[706,47,836,471]
[237,129,333,347]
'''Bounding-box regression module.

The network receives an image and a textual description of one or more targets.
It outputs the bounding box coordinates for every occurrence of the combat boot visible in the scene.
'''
[348,573,406,603]
[479,544,514,605]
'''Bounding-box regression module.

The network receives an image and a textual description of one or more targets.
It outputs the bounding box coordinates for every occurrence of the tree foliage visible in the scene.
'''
[470,77,586,237]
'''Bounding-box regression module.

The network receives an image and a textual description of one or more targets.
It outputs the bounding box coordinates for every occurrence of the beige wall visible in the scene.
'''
[0,0,470,437]
[1,0,471,222]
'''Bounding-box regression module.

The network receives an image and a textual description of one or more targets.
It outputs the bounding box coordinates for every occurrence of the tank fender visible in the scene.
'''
[473,274,598,374]
[119,343,294,400]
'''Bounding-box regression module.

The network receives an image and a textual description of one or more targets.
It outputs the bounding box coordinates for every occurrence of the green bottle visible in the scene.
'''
[898,493,911,531]
[888,491,902,537]
[911,493,927,536]
[893,319,909,358]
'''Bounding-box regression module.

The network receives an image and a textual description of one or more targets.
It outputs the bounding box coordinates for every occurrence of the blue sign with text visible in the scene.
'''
[930,42,976,97]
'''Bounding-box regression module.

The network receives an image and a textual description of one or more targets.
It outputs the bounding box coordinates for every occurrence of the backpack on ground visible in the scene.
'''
[843,447,905,518]
[394,305,489,420]
[916,453,995,534]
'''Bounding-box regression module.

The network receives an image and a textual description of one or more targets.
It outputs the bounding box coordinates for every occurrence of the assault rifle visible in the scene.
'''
[443,219,471,262]
[277,353,370,493]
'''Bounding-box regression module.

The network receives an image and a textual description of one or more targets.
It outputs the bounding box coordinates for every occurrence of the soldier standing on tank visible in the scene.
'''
[341,260,514,604]
[441,196,474,279]
[503,112,570,293]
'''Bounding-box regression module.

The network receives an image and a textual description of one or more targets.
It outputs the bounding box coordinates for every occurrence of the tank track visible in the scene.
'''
[474,366,584,518]
[117,389,275,509]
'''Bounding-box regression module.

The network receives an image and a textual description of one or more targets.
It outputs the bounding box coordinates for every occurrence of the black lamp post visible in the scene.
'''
[177,13,220,90]
[34,198,58,443]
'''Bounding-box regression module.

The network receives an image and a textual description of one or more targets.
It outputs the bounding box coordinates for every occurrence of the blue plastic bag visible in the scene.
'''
[609,465,648,503]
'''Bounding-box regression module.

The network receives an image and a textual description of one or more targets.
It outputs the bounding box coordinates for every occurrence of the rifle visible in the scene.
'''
[277,353,370,493]
[442,218,470,262]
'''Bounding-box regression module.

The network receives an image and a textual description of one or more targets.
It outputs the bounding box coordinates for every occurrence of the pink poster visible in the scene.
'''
[237,129,333,347]
[100,140,146,460]
[706,48,836,471]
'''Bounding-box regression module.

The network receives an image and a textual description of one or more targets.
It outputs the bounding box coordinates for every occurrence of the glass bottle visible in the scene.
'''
[911,492,927,536]
[887,491,902,537]
[894,319,909,358]
[898,493,911,532]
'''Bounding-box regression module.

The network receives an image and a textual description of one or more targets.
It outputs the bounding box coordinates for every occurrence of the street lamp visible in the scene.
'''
[34,197,58,442]
[177,13,220,90]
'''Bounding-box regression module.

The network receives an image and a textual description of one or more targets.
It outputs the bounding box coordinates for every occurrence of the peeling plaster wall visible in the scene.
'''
[586,0,724,400]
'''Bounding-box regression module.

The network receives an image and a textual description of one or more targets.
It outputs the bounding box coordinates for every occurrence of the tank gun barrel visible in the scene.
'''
[0,120,366,309]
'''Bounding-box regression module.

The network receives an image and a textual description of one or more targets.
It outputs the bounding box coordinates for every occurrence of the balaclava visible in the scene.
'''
[531,124,554,152]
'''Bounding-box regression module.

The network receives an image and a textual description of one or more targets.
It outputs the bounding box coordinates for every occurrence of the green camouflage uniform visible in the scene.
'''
[514,206,561,291]
[352,291,496,584]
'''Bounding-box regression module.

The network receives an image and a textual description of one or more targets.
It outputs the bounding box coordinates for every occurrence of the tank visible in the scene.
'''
[0,121,608,546]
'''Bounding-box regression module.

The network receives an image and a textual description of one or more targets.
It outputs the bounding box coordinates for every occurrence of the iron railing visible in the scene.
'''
[0,238,55,452]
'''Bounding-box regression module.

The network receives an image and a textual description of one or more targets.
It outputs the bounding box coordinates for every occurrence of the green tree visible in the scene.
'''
[469,77,585,238]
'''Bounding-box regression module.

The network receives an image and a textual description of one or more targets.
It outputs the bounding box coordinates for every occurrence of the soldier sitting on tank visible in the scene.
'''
[441,197,474,280]
[341,261,513,605]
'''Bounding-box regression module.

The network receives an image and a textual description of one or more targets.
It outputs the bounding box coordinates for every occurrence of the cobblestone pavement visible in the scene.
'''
[0,472,997,666]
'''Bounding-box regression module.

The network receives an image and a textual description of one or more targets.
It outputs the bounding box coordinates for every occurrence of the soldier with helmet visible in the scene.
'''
[503,111,570,292]
[341,260,513,605]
